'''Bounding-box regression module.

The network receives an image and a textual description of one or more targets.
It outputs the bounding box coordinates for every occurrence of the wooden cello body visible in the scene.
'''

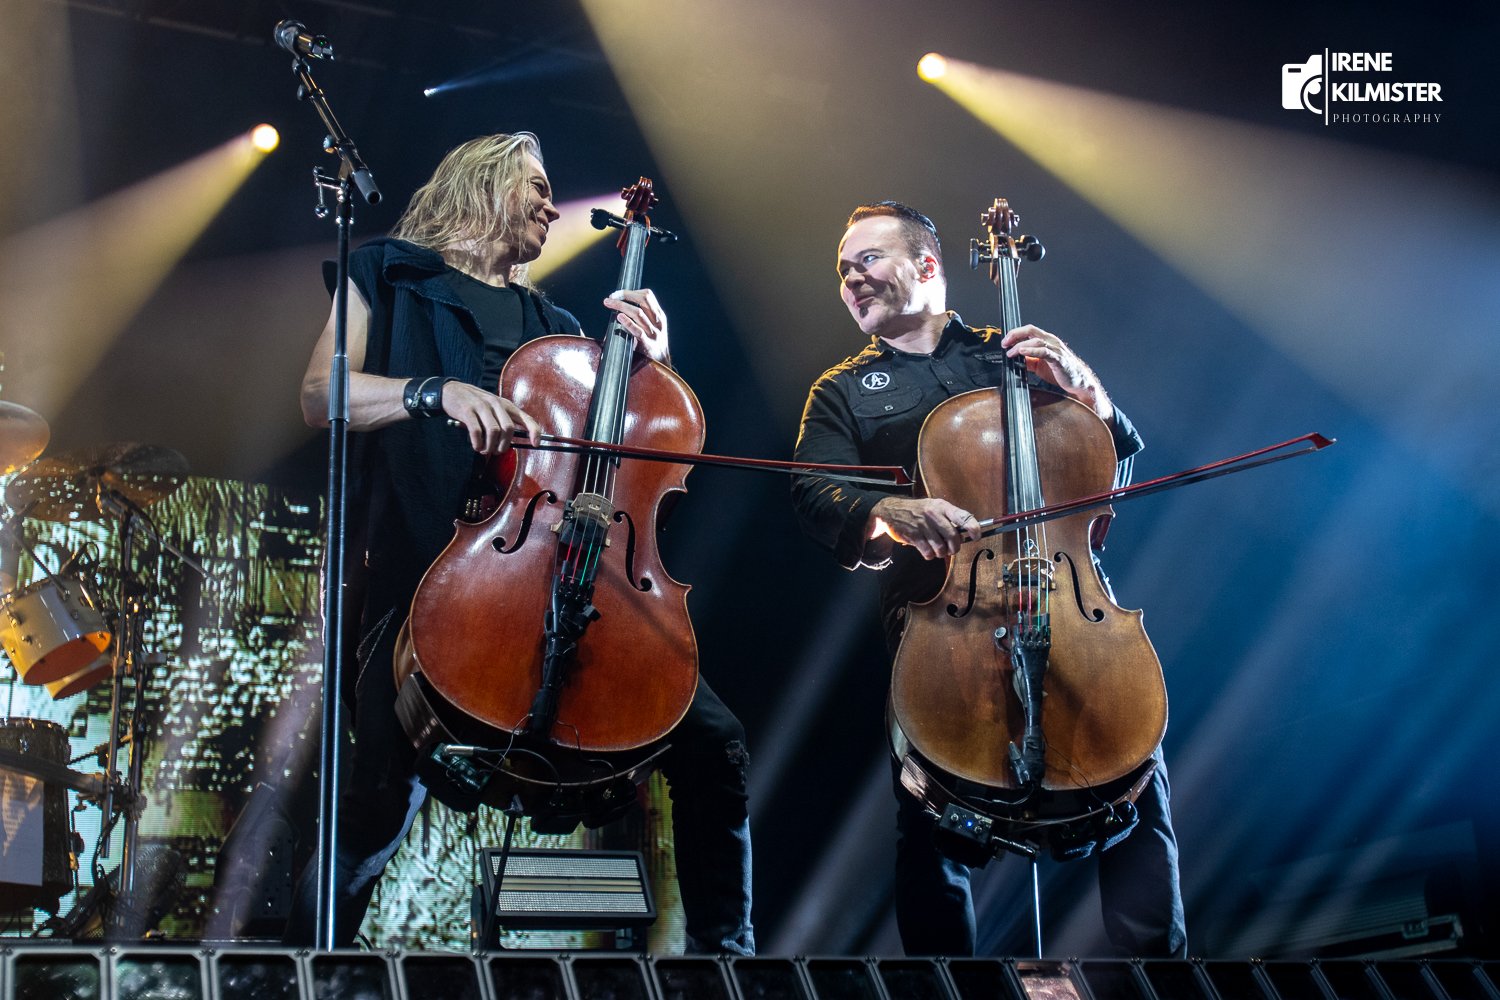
[889,199,1166,861]
[393,180,702,828]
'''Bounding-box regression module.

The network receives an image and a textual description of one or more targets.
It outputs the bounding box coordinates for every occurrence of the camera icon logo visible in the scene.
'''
[1282,54,1325,113]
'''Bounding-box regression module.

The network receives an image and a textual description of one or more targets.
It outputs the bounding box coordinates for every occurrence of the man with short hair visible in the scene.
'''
[792,200,1185,956]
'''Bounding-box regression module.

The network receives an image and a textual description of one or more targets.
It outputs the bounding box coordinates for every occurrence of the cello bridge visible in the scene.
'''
[553,492,615,546]
[999,556,1055,616]
[1001,557,1055,590]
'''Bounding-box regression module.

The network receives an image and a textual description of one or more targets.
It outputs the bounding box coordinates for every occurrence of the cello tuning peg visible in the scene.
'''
[969,239,991,270]
[590,208,622,231]
[1021,236,1045,263]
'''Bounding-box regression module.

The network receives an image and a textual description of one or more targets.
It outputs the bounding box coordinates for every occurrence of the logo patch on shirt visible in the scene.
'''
[975,351,1009,365]
[860,371,892,391]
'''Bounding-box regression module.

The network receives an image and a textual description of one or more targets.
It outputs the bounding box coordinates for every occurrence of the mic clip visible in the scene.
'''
[274,20,334,61]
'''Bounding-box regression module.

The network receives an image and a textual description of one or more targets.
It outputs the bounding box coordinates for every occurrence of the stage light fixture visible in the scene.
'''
[917,52,947,82]
[250,124,280,153]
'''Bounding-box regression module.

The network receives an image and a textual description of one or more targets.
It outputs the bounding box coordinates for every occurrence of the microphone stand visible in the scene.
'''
[283,44,380,952]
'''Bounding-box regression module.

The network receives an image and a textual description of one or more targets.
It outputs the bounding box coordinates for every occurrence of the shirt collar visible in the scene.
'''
[867,311,972,358]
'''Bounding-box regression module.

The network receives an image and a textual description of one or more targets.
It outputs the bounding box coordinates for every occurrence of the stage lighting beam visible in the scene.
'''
[0,127,280,418]
[922,56,1500,514]
[527,192,633,284]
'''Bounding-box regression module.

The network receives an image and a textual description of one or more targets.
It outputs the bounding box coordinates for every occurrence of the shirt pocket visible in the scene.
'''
[965,366,1006,390]
[850,385,925,420]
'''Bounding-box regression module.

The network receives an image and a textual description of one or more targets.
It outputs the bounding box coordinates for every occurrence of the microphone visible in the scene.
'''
[273,19,334,60]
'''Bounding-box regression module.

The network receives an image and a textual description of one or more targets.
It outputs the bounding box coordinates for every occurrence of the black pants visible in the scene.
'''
[893,750,1187,957]
[284,611,754,953]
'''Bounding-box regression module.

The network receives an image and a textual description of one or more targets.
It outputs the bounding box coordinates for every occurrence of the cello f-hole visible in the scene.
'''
[492,490,558,554]
[613,510,653,593]
[946,547,996,618]
[1055,550,1106,623]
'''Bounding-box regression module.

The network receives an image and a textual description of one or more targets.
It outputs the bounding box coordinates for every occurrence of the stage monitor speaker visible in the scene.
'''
[10,948,103,1000]
[398,953,487,1000]
[473,848,654,944]
[964,961,1138,1000]
[568,955,653,999]
[1427,959,1497,1000]
[1139,958,1215,999]
[208,950,302,1000]
[727,956,812,1000]
[1,951,1490,1000]
[803,957,881,999]
[651,956,735,1000]
[1258,960,1329,1000]
[485,954,572,1000]
[307,952,398,1000]
[874,957,952,1000]
[1077,959,1151,1000]
[1199,960,1278,1000]
[945,957,1028,1000]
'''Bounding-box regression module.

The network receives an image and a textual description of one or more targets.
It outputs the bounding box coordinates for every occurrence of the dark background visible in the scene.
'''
[2,0,1496,957]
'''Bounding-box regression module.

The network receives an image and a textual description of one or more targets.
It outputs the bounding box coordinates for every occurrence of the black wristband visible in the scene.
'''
[402,376,454,419]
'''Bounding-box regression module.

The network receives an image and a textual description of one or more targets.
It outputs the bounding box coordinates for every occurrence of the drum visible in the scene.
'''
[0,577,110,684]
[45,652,114,700]
[0,718,75,913]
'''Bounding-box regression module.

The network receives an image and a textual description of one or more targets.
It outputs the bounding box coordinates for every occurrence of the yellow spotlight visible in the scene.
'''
[527,192,634,283]
[250,124,280,153]
[0,132,278,416]
[917,52,948,82]
[926,55,1500,517]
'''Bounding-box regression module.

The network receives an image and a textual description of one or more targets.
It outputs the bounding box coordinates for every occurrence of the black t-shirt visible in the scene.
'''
[445,268,525,388]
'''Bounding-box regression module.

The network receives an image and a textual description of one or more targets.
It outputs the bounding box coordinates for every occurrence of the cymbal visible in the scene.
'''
[0,401,49,475]
[5,442,188,523]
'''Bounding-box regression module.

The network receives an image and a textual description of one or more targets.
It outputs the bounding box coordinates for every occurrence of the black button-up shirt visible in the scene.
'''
[791,315,1144,639]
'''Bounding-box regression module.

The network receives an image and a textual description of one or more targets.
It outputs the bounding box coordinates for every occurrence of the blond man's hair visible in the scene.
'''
[390,132,544,286]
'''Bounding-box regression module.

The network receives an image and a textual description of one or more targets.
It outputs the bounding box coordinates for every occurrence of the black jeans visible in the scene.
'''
[285,612,754,953]
[894,750,1187,957]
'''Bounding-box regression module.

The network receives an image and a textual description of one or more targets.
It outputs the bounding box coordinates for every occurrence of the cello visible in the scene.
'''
[888,197,1167,864]
[393,178,703,830]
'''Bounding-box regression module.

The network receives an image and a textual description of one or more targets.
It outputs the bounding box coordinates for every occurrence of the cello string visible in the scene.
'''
[593,221,645,516]
[999,254,1022,625]
[594,218,649,580]
[569,216,645,588]
[1005,250,1050,633]
[1001,254,1036,632]
[560,211,658,593]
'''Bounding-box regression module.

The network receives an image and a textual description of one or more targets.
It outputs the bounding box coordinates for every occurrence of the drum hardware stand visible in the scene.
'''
[84,484,203,939]
[0,504,86,608]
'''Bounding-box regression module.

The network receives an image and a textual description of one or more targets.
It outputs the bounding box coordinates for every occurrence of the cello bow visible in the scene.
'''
[975,431,1335,537]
